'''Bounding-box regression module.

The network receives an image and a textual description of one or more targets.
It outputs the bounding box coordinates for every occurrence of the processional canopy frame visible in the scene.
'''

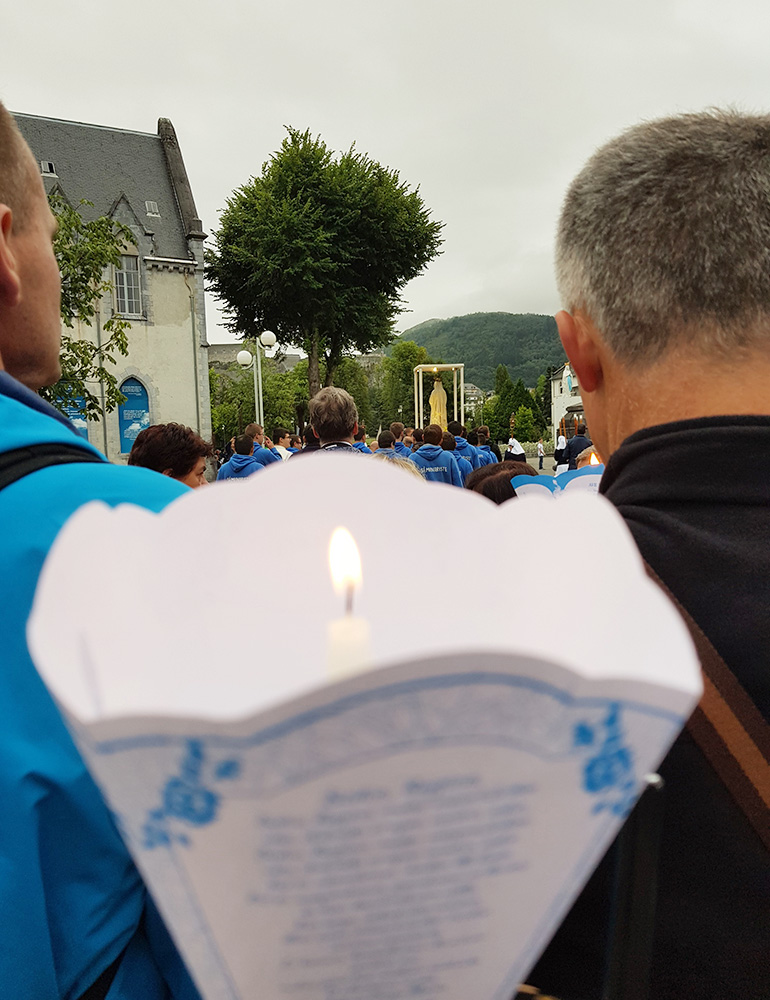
[413,363,465,429]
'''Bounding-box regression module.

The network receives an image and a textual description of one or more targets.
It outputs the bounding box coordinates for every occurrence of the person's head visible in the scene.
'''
[390,421,405,441]
[244,422,264,445]
[412,427,424,445]
[576,445,602,469]
[478,425,490,438]
[377,429,395,449]
[273,427,291,448]
[353,426,367,443]
[128,423,213,488]
[576,422,587,437]
[373,452,425,479]
[308,386,358,444]
[234,433,253,455]
[465,465,522,504]
[467,430,479,446]
[447,420,464,437]
[289,434,301,449]
[477,431,488,446]
[555,109,770,458]
[441,430,456,450]
[423,424,443,446]
[0,103,63,389]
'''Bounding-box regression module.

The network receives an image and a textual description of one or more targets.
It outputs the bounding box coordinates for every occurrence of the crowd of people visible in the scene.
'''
[0,97,767,1000]
[127,396,582,507]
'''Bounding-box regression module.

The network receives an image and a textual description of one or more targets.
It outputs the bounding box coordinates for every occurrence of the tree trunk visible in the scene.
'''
[324,355,336,387]
[307,329,321,398]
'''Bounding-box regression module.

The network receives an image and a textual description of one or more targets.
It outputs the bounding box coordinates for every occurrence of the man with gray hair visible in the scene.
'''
[531,110,770,999]
[307,385,362,452]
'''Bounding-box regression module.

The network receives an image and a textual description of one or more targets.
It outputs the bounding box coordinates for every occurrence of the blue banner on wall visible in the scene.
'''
[118,378,150,454]
[63,396,89,440]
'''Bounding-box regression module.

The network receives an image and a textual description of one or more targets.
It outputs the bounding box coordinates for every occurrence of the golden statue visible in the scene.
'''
[429,378,448,429]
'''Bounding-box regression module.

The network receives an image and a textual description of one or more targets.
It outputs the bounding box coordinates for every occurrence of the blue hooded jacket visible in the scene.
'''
[352,441,373,454]
[477,444,498,466]
[393,440,411,459]
[0,372,200,1000]
[408,444,463,486]
[454,436,482,469]
[217,453,263,480]
[445,449,473,484]
[252,444,281,466]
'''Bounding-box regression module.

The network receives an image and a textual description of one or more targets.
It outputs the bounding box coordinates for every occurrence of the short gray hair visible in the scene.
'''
[308,386,358,442]
[0,101,33,228]
[556,109,770,362]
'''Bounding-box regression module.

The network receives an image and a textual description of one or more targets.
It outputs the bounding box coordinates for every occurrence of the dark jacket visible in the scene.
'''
[531,416,770,1000]
[563,434,592,470]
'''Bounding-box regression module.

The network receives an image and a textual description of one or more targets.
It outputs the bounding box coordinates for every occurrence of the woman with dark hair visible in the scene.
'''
[128,423,213,488]
[465,461,536,505]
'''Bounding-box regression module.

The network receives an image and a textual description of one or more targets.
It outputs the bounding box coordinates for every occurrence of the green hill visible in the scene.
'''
[399,312,565,389]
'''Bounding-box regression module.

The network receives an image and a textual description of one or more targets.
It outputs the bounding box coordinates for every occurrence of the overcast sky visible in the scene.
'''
[5,0,770,343]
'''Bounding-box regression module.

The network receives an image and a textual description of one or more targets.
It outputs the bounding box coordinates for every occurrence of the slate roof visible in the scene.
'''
[14,113,191,260]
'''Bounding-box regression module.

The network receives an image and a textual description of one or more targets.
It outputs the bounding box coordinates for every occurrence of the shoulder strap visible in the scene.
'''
[645,562,770,850]
[0,442,104,492]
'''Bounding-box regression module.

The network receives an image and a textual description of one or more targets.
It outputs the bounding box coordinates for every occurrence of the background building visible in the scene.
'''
[550,362,585,443]
[15,113,212,460]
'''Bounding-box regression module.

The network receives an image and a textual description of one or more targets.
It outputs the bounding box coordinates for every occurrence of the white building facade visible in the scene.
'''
[550,362,585,444]
[15,113,211,461]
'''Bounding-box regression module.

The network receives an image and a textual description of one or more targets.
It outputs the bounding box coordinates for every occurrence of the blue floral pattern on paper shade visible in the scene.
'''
[573,703,636,817]
[142,740,241,849]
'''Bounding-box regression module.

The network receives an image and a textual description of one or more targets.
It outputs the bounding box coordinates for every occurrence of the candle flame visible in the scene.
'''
[329,527,362,596]
[590,452,601,466]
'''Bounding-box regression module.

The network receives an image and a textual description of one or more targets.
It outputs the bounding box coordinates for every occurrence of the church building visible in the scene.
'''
[14,112,212,460]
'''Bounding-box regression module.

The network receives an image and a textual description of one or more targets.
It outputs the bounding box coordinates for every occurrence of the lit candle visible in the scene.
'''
[326,527,372,681]
[589,452,602,466]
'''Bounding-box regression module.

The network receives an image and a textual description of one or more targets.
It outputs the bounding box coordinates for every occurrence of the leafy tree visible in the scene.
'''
[41,196,133,417]
[206,128,444,397]
[382,339,432,425]
[513,405,537,442]
[334,357,372,430]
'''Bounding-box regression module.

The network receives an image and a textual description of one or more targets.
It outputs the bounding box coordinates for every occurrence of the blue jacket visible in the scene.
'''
[445,449,473,484]
[352,441,373,454]
[408,444,463,486]
[252,444,281,466]
[217,453,263,480]
[454,436,482,469]
[393,440,411,459]
[0,373,200,1000]
[477,444,498,466]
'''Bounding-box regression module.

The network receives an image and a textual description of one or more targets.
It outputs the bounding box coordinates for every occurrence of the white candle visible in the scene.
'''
[326,527,372,681]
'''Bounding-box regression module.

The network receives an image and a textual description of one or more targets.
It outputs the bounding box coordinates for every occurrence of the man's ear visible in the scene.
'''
[0,205,22,309]
[353,421,358,437]
[555,310,603,394]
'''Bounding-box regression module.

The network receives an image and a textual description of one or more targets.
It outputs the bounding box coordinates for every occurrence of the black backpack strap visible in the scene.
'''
[0,443,104,491]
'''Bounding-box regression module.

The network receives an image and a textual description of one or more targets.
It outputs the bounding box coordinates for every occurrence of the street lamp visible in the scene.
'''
[237,330,277,427]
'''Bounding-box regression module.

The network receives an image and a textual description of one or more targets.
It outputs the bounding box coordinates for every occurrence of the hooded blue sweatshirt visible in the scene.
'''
[444,449,473,484]
[252,444,281,466]
[454,436,482,469]
[353,441,373,454]
[393,440,411,459]
[217,453,263,480]
[408,444,463,486]
[477,444,499,466]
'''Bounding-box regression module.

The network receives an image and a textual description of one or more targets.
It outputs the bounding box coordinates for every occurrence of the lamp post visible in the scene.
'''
[236,330,277,427]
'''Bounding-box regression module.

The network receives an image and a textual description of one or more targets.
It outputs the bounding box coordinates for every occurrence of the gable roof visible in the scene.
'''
[14,113,198,260]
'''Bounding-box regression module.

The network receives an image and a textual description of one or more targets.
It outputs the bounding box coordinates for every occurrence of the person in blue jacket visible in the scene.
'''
[447,420,482,469]
[0,104,200,1000]
[473,429,499,467]
[244,422,282,466]
[352,427,372,453]
[390,421,412,459]
[217,433,265,480]
[441,430,473,484]
[409,424,463,485]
